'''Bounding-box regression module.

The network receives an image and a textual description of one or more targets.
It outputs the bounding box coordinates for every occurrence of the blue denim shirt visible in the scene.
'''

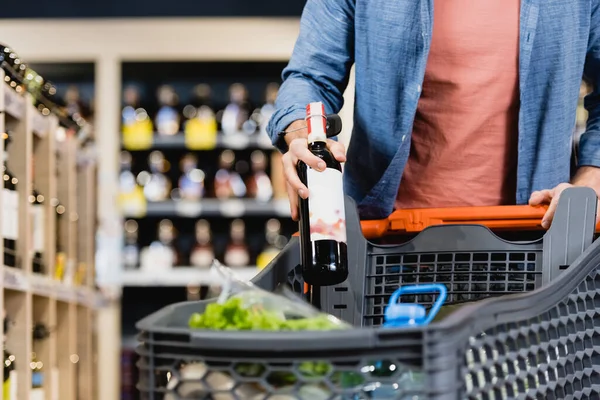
[267,0,600,219]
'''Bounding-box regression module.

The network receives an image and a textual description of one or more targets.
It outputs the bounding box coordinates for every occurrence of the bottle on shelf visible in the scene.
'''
[0,45,27,94]
[220,83,253,135]
[3,315,16,399]
[155,85,180,136]
[140,151,171,202]
[143,219,179,270]
[223,219,250,268]
[2,132,18,268]
[189,219,215,269]
[119,151,137,195]
[123,220,140,270]
[256,218,288,270]
[183,84,218,143]
[297,102,349,286]
[53,198,67,281]
[64,85,90,121]
[258,82,279,137]
[30,188,45,274]
[121,85,154,136]
[176,154,205,201]
[31,322,50,391]
[246,150,273,202]
[182,84,213,122]
[214,150,246,199]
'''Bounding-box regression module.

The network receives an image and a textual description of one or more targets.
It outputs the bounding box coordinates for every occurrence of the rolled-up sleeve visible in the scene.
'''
[266,0,355,152]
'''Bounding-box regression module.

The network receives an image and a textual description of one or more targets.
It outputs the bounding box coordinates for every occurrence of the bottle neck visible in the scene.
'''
[306,102,328,144]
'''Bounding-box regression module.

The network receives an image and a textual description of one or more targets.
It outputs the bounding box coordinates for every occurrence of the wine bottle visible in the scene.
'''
[182,84,213,122]
[256,218,287,270]
[31,322,49,390]
[189,220,215,269]
[155,85,180,136]
[224,219,250,268]
[147,219,178,268]
[3,315,16,399]
[123,220,140,270]
[2,132,18,268]
[246,150,273,202]
[121,85,153,135]
[30,189,45,274]
[221,83,252,135]
[214,150,247,199]
[53,199,67,280]
[142,151,171,202]
[0,45,27,94]
[297,102,348,286]
[258,82,279,137]
[177,154,205,201]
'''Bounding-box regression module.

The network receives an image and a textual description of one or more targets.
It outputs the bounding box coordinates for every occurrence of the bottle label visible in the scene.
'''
[2,189,18,240]
[306,168,347,243]
[190,248,214,269]
[32,204,45,252]
[8,370,17,399]
[224,248,250,268]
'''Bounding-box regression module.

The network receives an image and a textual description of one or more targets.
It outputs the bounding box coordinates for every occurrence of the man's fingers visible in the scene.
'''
[327,139,347,162]
[529,189,552,206]
[542,195,560,229]
[290,139,325,171]
[282,154,308,198]
[540,184,571,228]
[286,183,299,221]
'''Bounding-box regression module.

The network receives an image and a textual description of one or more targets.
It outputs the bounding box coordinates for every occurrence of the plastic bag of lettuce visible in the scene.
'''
[181,261,359,399]
[188,260,351,332]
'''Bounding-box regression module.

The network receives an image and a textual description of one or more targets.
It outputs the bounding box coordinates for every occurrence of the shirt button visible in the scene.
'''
[417,84,422,93]
[401,135,407,142]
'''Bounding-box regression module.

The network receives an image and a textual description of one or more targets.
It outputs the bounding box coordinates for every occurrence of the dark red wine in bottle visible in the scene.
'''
[297,102,348,286]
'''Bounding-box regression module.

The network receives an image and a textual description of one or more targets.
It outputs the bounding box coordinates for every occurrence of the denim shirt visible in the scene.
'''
[267,0,600,219]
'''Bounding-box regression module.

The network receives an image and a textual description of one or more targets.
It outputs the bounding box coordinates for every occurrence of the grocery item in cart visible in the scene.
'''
[189,260,351,331]
[297,102,348,286]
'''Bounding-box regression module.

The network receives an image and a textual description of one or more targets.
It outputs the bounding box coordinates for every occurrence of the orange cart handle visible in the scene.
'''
[360,204,551,239]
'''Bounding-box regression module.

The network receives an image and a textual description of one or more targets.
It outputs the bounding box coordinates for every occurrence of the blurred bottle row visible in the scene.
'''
[121,82,278,139]
[1,45,93,128]
[119,149,285,204]
[123,217,288,270]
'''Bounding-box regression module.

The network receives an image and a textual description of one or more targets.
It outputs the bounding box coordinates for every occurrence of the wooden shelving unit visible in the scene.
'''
[0,70,100,400]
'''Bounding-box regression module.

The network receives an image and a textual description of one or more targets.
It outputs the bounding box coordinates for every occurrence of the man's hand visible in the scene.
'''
[281,120,347,220]
[528,166,600,228]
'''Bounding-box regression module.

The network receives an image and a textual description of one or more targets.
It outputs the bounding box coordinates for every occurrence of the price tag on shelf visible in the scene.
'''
[175,201,203,217]
[219,200,246,217]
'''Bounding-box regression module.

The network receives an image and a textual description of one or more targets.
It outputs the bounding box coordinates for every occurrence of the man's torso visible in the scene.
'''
[344,0,589,218]
[396,0,520,209]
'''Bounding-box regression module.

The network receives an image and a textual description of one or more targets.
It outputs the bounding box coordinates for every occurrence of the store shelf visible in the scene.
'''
[121,131,274,151]
[3,87,48,137]
[4,267,102,306]
[123,198,291,218]
[1,71,99,400]
[120,266,258,287]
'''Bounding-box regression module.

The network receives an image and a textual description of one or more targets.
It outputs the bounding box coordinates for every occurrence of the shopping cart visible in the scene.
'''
[136,187,599,399]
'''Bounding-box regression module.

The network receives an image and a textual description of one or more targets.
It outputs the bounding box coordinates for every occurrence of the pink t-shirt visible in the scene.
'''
[396,0,520,209]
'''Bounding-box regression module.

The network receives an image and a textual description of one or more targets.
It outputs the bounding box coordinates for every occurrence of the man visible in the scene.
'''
[266,0,600,227]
